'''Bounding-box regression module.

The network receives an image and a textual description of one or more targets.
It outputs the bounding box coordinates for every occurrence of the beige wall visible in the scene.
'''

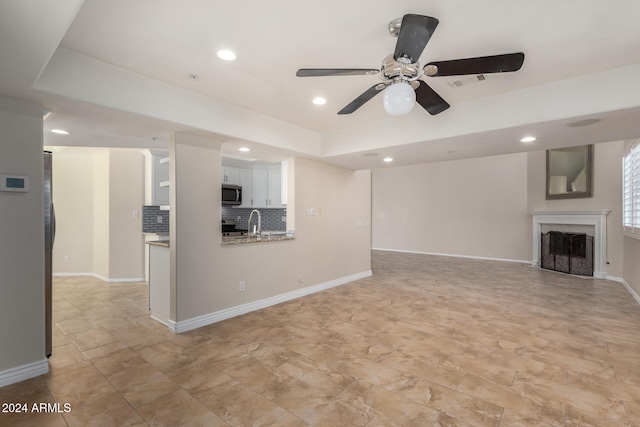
[51,147,144,280]
[527,140,624,279]
[372,152,530,262]
[170,133,371,323]
[371,141,623,278]
[108,150,144,280]
[51,148,95,274]
[93,151,110,278]
[0,96,46,375]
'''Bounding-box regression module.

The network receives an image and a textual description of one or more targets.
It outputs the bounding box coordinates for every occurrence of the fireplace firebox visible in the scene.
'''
[540,231,594,276]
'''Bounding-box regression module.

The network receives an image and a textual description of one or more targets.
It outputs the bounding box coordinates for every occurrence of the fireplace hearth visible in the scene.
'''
[541,231,594,276]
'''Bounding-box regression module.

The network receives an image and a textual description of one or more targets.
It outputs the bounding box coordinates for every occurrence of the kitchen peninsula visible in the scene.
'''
[222,232,295,246]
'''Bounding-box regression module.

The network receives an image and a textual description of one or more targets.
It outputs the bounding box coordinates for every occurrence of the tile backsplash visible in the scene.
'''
[222,207,286,231]
[142,206,286,234]
[142,206,170,233]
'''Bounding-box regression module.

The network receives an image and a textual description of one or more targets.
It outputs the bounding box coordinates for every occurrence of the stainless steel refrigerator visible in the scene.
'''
[44,151,55,358]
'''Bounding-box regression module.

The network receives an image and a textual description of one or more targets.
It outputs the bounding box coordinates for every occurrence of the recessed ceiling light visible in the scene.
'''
[239,147,250,152]
[520,136,536,143]
[383,157,394,163]
[312,97,326,105]
[216,49,236,61]
[51,129,69,135]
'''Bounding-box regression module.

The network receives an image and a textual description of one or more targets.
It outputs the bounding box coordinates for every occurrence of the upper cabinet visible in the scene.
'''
[222,158,285,208]
[267,163,282,207]
[143,150,169,207]
[222,165,241,185]
[250,163,282,208]
[251,165,268,208]
[239,168,253,208]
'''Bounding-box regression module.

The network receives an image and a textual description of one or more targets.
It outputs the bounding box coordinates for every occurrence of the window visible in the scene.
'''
[623,139,640,239]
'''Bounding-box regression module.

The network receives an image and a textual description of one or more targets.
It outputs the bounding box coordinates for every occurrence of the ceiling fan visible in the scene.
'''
[296,14,525,117]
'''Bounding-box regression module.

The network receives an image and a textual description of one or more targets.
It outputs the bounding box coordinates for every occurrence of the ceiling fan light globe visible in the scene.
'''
[383,82,416,116]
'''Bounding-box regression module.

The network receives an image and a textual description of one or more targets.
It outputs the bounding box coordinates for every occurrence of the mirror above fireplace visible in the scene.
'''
[546,145,593,200]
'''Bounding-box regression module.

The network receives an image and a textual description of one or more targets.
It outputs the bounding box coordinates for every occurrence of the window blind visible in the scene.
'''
[623,140,640,238]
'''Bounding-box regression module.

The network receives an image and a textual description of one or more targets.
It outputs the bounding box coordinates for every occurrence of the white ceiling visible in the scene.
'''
[2,0,640,168]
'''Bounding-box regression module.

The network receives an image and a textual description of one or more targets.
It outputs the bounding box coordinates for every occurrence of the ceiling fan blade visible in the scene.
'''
[296,68,379,77]
[394,14,439,64]
[338,84,386,115]
[414,80,450,115]
[425,52,525,77]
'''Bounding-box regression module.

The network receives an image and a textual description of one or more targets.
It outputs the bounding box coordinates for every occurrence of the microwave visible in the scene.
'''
[222,184,242,206]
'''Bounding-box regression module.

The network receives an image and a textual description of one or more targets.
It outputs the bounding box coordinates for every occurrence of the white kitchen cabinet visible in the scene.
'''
[251,163,282,208]
[221,158,282,208]
[239,167,253,208]
[280,160,288,206]
[268,163,282,207]
[251,165,269,207]
[222,165,240,185]
[148,243,170,325]
[143,150,169,206]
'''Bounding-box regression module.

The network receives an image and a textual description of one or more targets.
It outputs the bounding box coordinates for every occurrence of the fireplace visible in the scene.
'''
[541,231,594,276]
[530,210,610,279]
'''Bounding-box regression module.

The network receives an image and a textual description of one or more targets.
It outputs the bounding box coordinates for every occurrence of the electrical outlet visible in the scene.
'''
[133,210,139,218]
[157,216,163,224]
[239,280,245,292]
[64,256,70,263]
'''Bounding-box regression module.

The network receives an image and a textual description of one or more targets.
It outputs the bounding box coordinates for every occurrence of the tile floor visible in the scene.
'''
[2,251,640,426]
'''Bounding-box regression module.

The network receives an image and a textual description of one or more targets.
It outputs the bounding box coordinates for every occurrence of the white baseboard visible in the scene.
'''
[102,276,146,283]
[0,359,48,388]
[53,272,145,283]
[621,279,640,306]
[371,247,530,264]
[168,270,373,334]
[53,272,95,277]
[150,312,170,326]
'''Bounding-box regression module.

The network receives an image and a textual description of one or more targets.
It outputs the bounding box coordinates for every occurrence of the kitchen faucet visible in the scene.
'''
[248,209,261,240]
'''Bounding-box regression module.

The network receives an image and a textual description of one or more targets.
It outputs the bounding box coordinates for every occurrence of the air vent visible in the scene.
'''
[448,74,486,89]
[567,118,601,128]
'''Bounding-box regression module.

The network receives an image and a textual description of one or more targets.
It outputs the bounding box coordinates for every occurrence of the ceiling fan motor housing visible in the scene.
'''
[380,54,421,83]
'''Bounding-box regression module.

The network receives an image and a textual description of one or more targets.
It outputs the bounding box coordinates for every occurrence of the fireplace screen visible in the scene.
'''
[541,232,594,276]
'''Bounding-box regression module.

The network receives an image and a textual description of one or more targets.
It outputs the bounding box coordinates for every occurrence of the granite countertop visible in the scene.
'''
[147,233,295,247]
[147,240,170,248]
[222,232,295,246]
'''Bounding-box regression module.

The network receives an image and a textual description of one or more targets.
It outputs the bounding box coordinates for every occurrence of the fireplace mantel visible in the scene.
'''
[530,210,611,278]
